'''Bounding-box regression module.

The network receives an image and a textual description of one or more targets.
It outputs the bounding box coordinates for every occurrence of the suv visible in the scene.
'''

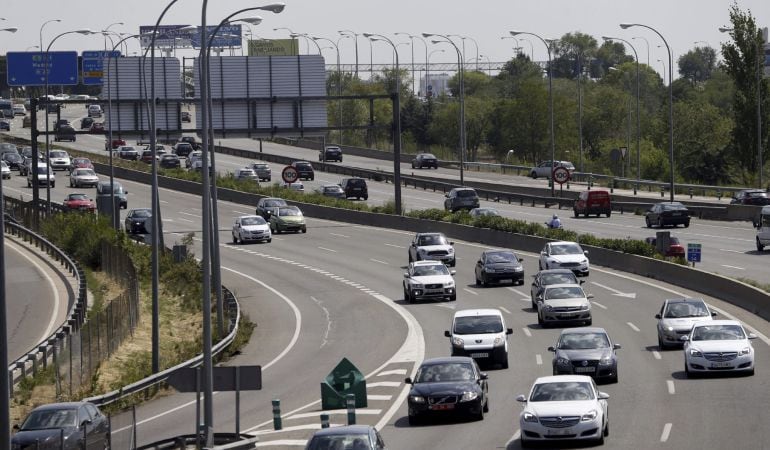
[445,309,513,368]
[402,260,457,303]
[444,187,480,212]
[530,160,575,179]
[537,283,593,327]
[319,146,342,162]
[655,298,716,349]
[96,180,128,209]
[250,162,271,181]
[54,124,76,142]
[174,142,194,158]
[573,190,611,218]
[408,232,456,267]
[88,104,103,118]
[47,150,72,171]
[339,177,368,200]
[27,164,55,188]
[291,161,315,180]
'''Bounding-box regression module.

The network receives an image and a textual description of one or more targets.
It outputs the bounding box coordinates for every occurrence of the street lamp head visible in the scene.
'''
[431,40,442,45]
[601,36,615,41]
[259,3,286,13]
[421,32,435,38]
[1,27,18,33]
[718,27,733,33]
[509,31,522,36]
[362,32,374,38]
[619,23,634,29]
[74,29,94,35]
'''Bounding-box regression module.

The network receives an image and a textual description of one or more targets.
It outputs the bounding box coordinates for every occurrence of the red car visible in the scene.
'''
[69,157,93,171]
[106,138,126,150]
[645,236,685,257]
[89,122,105,134]
[63,193,96,212]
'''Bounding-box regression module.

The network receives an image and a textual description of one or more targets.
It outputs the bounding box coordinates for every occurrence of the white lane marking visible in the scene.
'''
[463,288,478,296]
[505,430,522,448]
[718,248,747,254]
[720,264,745,270]
[433,303,456,310]
[255,439,308,446]
[506,287,529,298]
[317,246,337,253]
[286,409,382,420]
[378,369,407,377]
[178,218,193,223]
[667,380,675,395]
[590,281,636,298]
[370,258,389,265]
[591,301,608,310]
[384,243,405,249]
[310,296,331,349]
[535,354,542,365]
[179,211,200,218]
[160,200,168,204]
[627,322,641,332]
[233,210,253,216]
[660,423,672,442]
[329,232,350,238]
[254,424,333,435]
[522,328,532,337]
[367,394,392,401]
[499,306,512,315]
[652,350,662,360]
[367,381,402,388]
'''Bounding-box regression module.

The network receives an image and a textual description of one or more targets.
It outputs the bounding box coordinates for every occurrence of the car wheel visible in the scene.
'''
[51,182,55,188]
[645,217,651,228]
[475,404,485,421]
[520,437,533,448]
[70,180,73,187]
[449,259,456,267]
[573,209,579,218]
[363,196,368,200]
[684,221,690,228]
[538,260,544,270]
[607,211,612,217]
[302,227,307,233]
[658,217,664,228]
[596,428,605,445]
[685,362,691,378]
[408,252,413,263]
[412,162,416,168]
[483,397,490,413]
[232,234,237,244]
[449,294,457,301]
[585,318,592,326]
[481,275,488,287]
[500,353,509,370]
[658,336,668,350]
[757,238,765,252]
[604,420,610,437]
[530,171,537,179]
[537,312,544,326]
[531,298,537,309]
[609,373,618,384]
[27,180,31,188]
[475,275,481,286]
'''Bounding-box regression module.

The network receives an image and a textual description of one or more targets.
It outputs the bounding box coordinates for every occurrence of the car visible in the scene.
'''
[757,205,770,251]
[280,179,305,192]
[538,241,590,276]
[305,425,386,450]
[124,208,152,234]
[140,150,158,163]
[408,232,455,266]
[2,152,24,170]
[0,143,17,153]
[529,160,576,179]
[516,375,609,447]
[645,235,686,258]
[0,119,11,131]
[12,104,26,116]
[319,145,343,162]
[256,197,288,220]
[27,164,55,187]
[181,111,192,122]
[62,193,96,212]
[96,180,128,209]
[291,160,315,180]
[232,215,272,244]
[548,327,620,383]
[144,144,168,155]
[11,402,110,450]
[730,189,770,206]
[47,150,72,171]
[445,308,512,368]
[405,356,488,425]
[656,298,717,349]
[645,201,691,228]
[53,119,71,131]
[117,146,140,161]
[0,99,12,118]
[339,177,368,200]
[234,167,259,182]
[22,116,31,128]
[69,157,94,171]
[469,207,500,218]
[250,162,271,181]
[0,161,10,179]
[537,284,593,327]
[187,150,202,168]
[474,249,524,286]
[573,189,612,218]
[179,136,200,150]
[403,260,457,303]
[69,168,100,188]
[530,269,584,309]
[444,187,480,212]
[54,124,76,142]
[79,117,94,129]
[89,122,105,134]
[159,154,182,169]
[315,184,346,199]
[88,104,103,117]
[683,320,756,377]
[174,142,194,158]
[106,138,126,150]
[268,205,307,234]
[412,152,438,169]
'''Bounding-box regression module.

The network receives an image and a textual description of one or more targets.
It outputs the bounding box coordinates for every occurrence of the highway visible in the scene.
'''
[2,109,770,449]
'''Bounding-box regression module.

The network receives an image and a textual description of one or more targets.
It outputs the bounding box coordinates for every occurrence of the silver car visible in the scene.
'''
[656,298,716,349]
[250,162,272,181]
[12,402,110,450]
[69,168,99,188]
[549,327,620,383]
[537,284,593,327]
[529,160,575,179]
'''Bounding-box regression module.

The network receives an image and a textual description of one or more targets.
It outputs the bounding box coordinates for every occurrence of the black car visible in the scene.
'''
[124,208,152,234]
[159,154,181,169]
[79,117,94,129]
[405,356,488,425]
[174,142,194,158]
[444,187,480,212]
[340,177,368,200]
[412,153,438,169]
[474,249,525,286]
[291,161,315,180]
[645,201,691,228]
[549,327,621,383]
[0,119,10,131]
[530,269,583,309]
[179,136,200,150]
[2,152,24,170]
[731,189,770,206]
[12,402,110,450]
[54,124,76,142]
[319,145,343,162]
[256,197,288,220]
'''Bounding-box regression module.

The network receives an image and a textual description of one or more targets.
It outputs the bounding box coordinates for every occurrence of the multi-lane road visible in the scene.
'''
[2,108,769,449]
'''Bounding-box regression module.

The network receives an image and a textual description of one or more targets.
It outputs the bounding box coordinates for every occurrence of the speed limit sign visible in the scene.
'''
[552,166,571,185]
[282,166,299,184]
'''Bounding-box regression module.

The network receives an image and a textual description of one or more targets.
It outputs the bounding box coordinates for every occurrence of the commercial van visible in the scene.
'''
[573,189,612,218]
[756,205,770,251]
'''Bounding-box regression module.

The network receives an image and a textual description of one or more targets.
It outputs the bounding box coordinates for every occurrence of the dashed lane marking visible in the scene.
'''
[367,381,402,388]
[535,354,542,365]
[317,246,337,253]
[652,350,662,360]
[592,301,607,310]
[627,322,641,332]
[370,259,389,265]
[667,380,675,395]
[660,423,672,442]
[378,369,407,376]
[499,306,512,314]
[522,328,532,337]
[463,288,478,296]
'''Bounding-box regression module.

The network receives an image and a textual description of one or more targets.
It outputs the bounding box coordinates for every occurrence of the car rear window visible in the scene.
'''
[456,189,478,198]
[347,179,366,187]
[590,191,609,199]
[295,162,312,169]
[662,203,687,211]
[544,286,585,300]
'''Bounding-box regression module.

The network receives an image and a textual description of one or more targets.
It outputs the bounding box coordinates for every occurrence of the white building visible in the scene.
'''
[420,73,452,98]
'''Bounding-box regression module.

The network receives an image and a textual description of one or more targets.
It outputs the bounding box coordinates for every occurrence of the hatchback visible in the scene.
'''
[573,190,611,217]
[291,161,315,180]
[645,202,691,228]
[444,187,480,212]
[319,146,343,162]
[340,177,368,200]
[412,153,438,169]
[12,402,110,450]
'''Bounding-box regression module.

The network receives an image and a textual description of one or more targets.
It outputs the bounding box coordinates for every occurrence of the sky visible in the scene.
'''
[0,0,767,80]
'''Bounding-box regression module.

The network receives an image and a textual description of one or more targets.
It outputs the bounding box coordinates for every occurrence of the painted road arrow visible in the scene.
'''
[590,282,636,298]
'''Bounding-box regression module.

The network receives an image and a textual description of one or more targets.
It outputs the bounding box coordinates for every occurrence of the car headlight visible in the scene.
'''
[580,302,591,311]
[447,247,454,254]
[418,249,428,255]
[543,304,553,311]
[460,391,479,402]
[522,412,538,423]
[581,410,598,421]
[409,395,426,404]
[665,326,675,332]
[452,337,464,347]
[599,357,613,366]
[484,267,495,273]
[493,336,504,346]
[740,347,751,355]
[556,357,571,366]
[443,281,455,288]
[690,348,703,357]
[514,266,524,272]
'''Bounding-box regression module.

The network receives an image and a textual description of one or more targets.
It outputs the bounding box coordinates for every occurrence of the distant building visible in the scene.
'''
[420,73,452,98]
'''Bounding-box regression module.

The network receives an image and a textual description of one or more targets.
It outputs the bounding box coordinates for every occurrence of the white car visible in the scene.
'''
[445,308,513,369]
[537,284,593,327]
[48,150,72,171]
[403,260,457,303]
[517,375,609,447]
[27,164,55,188]
[187,151,202,168]
[88,104,103,117]
[232,215,271,244]
[538,241,590,276]
[0,161,10,179]
[683,320,756,377]
[408,232,456,267]
[69,168,100,188]
[280,180,304,192]
[234,167,260,182]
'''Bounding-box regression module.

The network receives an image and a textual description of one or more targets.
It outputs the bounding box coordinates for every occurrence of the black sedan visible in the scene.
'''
[548,327,621,383]
[12,402,110,450]
[124,208,152,234]
[256,197,288,220]
[474,249,524,286]
[291,160,315,180]
[159,154,181,169]
[405,356,488,425]
[530,269,583,309]
[645,201,691,228]
[731,189,770,206]
[412,153,438,169]
[2,152,24,170]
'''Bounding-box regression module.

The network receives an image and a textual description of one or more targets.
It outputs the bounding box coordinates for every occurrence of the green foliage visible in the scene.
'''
[678,46,718,83]
[13,366,56,405]
[39,213,121,269]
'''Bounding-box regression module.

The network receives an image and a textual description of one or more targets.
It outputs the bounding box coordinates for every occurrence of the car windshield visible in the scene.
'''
[691,324,745,341]
[541,272,579,285]
[485,251,517,264]
[68,194,88,201]
[50,151,67,158]
[418,234,448,246]
[559,332,610,350]
[240,216,266,226]
[662,203,686,211]
[454,315,503,334]
[550,243,583,255]
[324,186,343,193]
[132,210,151,218]
[21,409,78,430]
[307,435,371,450]
[412,264,450,277]
[277,207,301,217]
[121,147,136,152]
[748,192,768,198]
[530,381,594,402]
[99,183,123,194]
[664,302,710,318]
[74,169,95,176]
[415,363,475,383]
[544,286,585,300]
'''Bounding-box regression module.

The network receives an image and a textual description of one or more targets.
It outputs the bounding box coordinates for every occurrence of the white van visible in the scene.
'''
[88,104,103,118]
[444,308,513,369]
[756,205,770,251]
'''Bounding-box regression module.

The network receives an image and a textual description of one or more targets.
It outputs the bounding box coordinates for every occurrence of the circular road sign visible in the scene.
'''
[552,166,571,185]
[282,165,299,184]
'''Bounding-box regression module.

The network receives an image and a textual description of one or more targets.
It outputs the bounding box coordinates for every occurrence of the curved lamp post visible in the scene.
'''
[312,35,348,145]
[511,30,556,197]
[338,29,360,77]
[39,19,61,58]
[632,36,650,66]
[102,22,123,50]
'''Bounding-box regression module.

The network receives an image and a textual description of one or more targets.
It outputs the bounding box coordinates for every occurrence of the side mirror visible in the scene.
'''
[403,273,409,278]
[477,259,482,264]
[515,394,527,403]
[598,392,610,400]
[81,419,91,427]
[547,346,556,352]
[12,424,20,431]
[444,330,451,338]
[404,377,413,385]
[613,344,622,350]
[748,333,758,340]
[124,190,128,194]
[680,335,689,342]
[586,294,594,299]
[479,372,488,380]
[449,241,455,246]
[711,312,717,317]
[579,279,585,285]
[655,314,662,319]
[449,270,456,276]
[444,193,449,198]
[583,250,589,256]
[506,328,513,335]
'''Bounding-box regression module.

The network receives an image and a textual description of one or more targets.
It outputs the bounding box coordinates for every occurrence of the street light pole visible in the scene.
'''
[395,33,416,94]
[338,30,359,77]
[313,35,346,144]
[621,22,675,202]
[511,30,556,197]
[632,36,650,66]
[604,36,641,181]
[427,49,445,96]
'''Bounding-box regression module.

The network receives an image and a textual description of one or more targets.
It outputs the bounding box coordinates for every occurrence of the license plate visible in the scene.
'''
[430,404,454,411]
[499,278,513,283]
[672,212,681,216]
[547,428,572,436]
[575,366,595,373]
[711,362,732,368]
[470,353,489,358]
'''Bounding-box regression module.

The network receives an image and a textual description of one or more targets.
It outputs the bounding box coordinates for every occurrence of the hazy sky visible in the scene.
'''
[1,0,767,79]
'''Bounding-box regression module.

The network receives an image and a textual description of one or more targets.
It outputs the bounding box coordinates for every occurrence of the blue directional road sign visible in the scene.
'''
[6,51,79,86]
[82,50,121,85]
[687,243,702,263]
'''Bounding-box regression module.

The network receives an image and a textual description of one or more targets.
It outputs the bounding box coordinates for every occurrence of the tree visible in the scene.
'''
[677,46,717,84]
[593,41,633,78]
[551,32,598,80]
[496,54,544,99]
[673,100,734,184]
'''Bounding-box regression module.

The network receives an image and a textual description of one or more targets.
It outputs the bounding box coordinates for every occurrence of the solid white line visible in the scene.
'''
[367,381,402,388]
[667,380,675,395]
[179,211,200,218]
[370,258,389,265]
[367,394,392,401]
[255,440,307,447]
[720,264,745,270]
[309,297,331,349]
[591,301,608,310]
[522,328,532,337]
[660,423,673,442]
[317,246,337,253]
[329,232,350,238]
[535,354,543,365]
[627,322,641,332]
[499,306,512,315]
[378,369,407,377]
[463,288,478,296]
[652,350,662,360]
[286,409,382,420]
[178,218,193,223]
[384,243,404,249]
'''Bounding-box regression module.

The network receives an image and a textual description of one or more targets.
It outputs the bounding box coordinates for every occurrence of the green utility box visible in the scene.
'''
[321,358,367,410]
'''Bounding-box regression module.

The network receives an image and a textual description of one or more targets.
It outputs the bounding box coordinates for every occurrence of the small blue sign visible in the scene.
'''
[7,51,79,86]
[687,243,702,263]
[82,50,121,85]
